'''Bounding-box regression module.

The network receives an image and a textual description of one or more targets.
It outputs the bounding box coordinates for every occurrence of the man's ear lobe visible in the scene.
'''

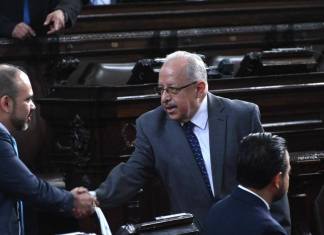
[196,81,206,97]
[272,172,283,190]
[0,96,12,113]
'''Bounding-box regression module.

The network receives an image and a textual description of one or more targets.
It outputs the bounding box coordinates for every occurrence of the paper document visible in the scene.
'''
[94,207,112,235]
[57,207,111,235]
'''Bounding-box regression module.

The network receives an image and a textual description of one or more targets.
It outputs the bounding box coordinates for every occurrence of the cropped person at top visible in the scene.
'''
[0,0,83,39]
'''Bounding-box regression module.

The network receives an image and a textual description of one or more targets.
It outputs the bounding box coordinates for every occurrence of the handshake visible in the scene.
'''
[71,187,98,218]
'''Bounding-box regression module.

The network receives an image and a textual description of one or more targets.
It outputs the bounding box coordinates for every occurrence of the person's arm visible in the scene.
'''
[11,23,36,39]
[95,116,155,208]
[44,0,82,34]
[0,136,93,215]
[251,104,264,133]
[55,0,82,28]
[0,137,73,212]
[0,15,35,39]
[0,15,18,38]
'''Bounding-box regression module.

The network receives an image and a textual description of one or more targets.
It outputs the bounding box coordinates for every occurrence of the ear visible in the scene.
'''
[271,172,283,190]
[0,95,13,113]
[196,81,206,98]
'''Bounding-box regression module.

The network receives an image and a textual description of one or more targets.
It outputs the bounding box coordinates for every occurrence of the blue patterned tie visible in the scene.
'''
[183,122,213,198]
[10,136,25,235]
[23,0,31,24]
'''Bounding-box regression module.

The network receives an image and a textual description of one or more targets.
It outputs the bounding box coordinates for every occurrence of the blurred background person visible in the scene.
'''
[0,0,83,39]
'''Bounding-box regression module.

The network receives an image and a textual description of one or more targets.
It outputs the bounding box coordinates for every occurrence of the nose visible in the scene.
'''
[161,89,171,103]
[30,100,36,110]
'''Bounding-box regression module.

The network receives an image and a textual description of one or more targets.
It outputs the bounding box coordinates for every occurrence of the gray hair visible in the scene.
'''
[165,51,207,82]
[0,64,21,99]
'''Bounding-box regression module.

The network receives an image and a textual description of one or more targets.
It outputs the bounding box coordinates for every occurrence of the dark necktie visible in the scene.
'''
[10,136,25,235]
[23,0,31,24]
[183,122,213,198]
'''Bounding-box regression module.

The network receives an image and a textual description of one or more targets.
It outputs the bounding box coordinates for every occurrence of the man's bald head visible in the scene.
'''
[0,64,26,99]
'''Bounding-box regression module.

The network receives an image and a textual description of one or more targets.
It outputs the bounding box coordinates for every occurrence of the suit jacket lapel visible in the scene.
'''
[208,93,227,198]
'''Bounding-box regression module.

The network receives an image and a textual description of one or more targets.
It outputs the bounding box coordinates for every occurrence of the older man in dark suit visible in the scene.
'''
[204,132,291,235]
[0,0,83,39]
[93,51,291,232]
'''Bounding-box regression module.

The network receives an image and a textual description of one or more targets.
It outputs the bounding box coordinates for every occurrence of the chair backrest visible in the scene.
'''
[81,62,135,86]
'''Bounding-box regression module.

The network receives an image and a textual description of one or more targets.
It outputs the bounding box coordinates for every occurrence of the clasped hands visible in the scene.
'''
[71,187,98,218]
[12,9,66,39]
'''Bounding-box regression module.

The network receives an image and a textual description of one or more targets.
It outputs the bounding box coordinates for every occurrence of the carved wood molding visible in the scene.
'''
[1,22,324,59]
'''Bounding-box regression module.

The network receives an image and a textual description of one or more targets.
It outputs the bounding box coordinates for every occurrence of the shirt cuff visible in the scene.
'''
[89,191,97,197]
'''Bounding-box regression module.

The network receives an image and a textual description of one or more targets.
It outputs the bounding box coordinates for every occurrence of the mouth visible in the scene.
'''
[164,105,177,114]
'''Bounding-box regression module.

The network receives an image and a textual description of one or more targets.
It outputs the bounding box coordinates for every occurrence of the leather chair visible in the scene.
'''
[81,62,135,86]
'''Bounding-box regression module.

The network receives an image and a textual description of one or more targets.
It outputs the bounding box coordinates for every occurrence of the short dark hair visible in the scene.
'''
[0,64,21,99]
[237,132,288,189]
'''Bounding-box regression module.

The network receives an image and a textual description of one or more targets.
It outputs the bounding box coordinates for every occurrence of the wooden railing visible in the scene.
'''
[2,1,324,63]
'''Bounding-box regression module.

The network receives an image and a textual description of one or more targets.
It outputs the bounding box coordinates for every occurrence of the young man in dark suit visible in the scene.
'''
[0,64,95,235]
[92,51,291,233]
[204,132,291,235]
[0,0,83,39]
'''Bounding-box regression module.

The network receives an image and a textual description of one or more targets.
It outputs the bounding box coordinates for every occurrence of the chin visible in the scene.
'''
[272,190,286,202]
[167,112,178,120]
[21,123,29,131]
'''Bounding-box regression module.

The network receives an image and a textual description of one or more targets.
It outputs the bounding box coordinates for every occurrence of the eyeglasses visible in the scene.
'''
[155,81,197,95]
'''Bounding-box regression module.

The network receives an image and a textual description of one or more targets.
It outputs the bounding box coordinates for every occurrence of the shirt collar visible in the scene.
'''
[190,95,208,130]
[238,185,270,210]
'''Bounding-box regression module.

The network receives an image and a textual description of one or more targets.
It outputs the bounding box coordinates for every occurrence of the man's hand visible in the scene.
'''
[11,22,36,40]
[44,9,66,34]
[71,187,96,218]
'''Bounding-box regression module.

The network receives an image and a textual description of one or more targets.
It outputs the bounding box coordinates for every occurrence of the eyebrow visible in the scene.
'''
[25,95,34,100]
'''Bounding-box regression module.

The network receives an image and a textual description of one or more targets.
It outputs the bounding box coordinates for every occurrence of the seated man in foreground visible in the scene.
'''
[204,132,291,235]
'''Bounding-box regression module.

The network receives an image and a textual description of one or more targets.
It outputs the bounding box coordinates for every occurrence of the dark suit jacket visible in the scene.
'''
[0,123,74,235]
[96,93,290,231]
[204,187,287,235]
[0,0,82,37]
